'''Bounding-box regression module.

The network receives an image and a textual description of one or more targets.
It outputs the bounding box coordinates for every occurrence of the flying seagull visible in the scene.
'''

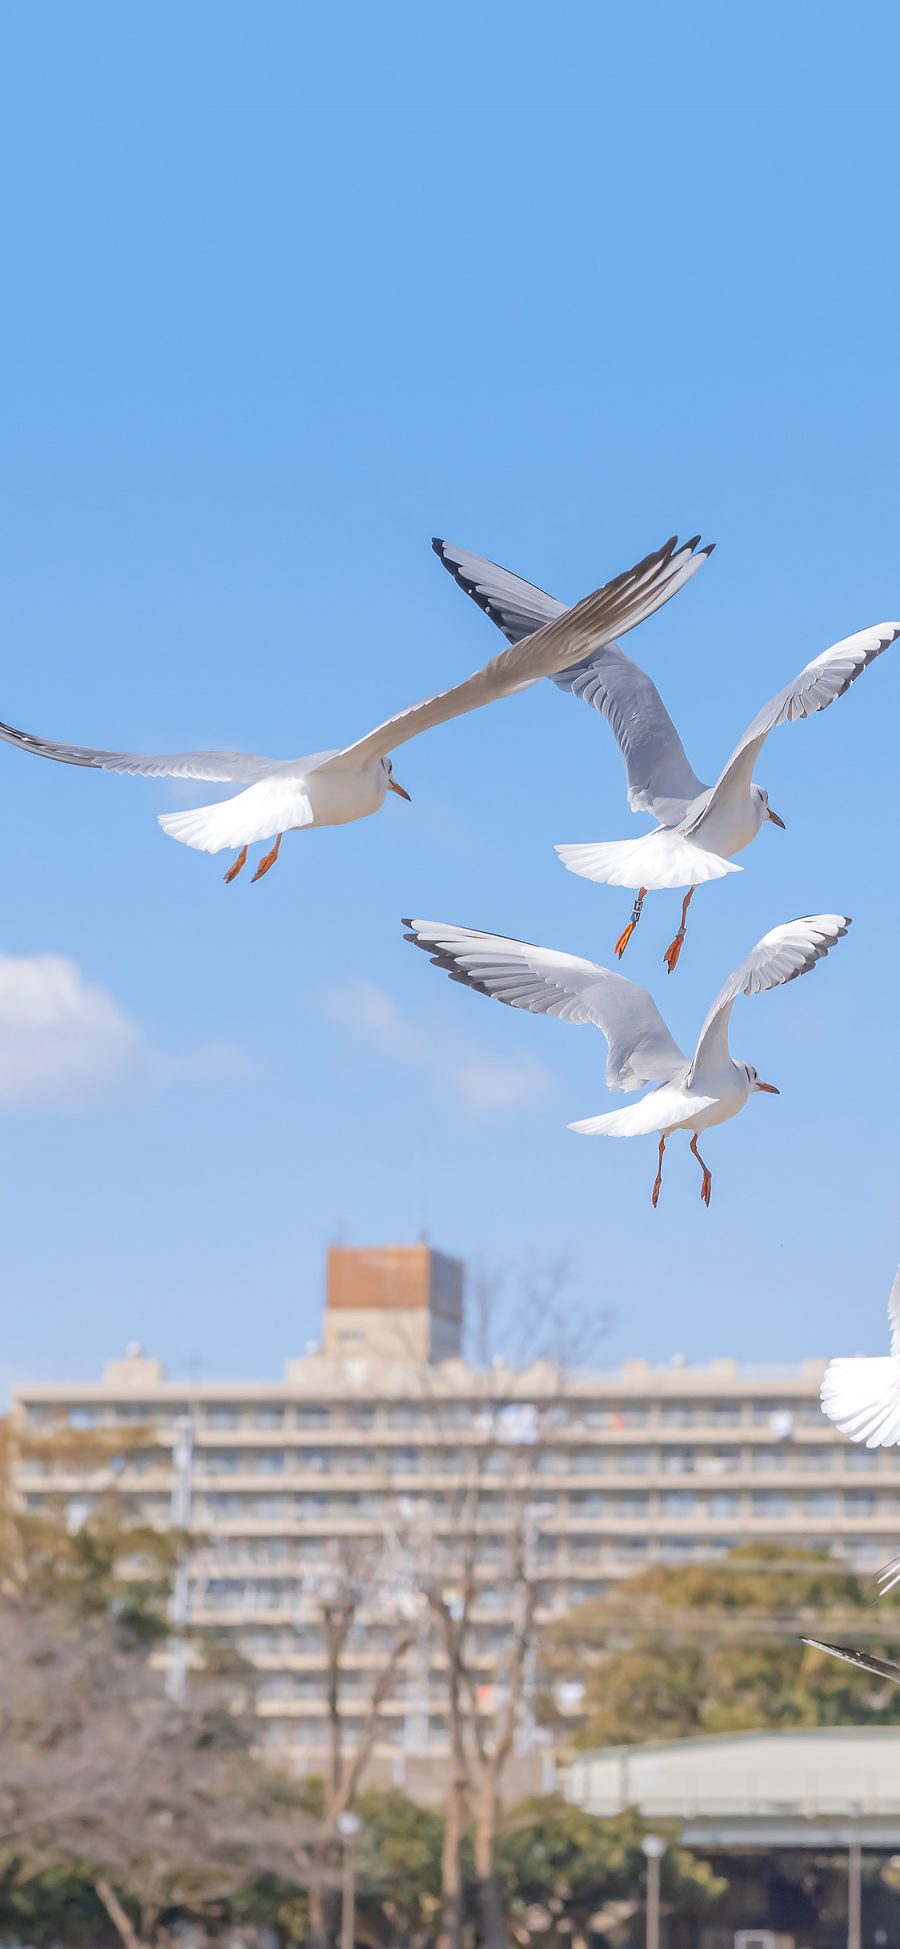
[801,1639,900,1684]
[0,536,708,884]
[433,539,897,970]
[403,912,849,1207]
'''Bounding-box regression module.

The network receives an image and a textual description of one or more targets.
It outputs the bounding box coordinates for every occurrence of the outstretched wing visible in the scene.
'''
[689,914,851,1078]
[431,540,567,644]
[552,645,708,820]
[402,919,686,1093]
[820,1268,900,1450]
[320,535,711,772]
[433,539,709,822]
[801,1639,900,1682]
[687,623,900,834]
[0,721,286,784]
[889,1265,900,1356]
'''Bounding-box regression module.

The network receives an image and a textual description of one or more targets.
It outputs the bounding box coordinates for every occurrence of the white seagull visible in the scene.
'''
[433,539,898,971]
[403,912,850,1207]
[0,536,709,885]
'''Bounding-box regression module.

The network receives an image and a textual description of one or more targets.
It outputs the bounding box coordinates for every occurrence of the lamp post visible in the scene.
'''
[847,1840,862,1949]
[641,1834,666,1949]
[337,1810,363,1949]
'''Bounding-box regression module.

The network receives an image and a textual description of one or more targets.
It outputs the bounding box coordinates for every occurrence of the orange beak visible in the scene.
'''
[388,778,412,802]
[767,807,786,829]
[757,1080,780,1094]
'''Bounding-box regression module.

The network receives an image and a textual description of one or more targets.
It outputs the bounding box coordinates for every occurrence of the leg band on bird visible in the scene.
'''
[613,886,647,961]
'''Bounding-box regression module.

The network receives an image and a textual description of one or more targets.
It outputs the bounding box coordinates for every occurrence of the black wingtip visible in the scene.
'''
[431,538,446,557]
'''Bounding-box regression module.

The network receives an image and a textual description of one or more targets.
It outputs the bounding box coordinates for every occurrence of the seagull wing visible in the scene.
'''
[686,623,900,833]
[0,720,286,784]
[552,645,708,821]
[319,535,710,771]
[433,538,709,821]
[688,914,851,1079]
[431,539,568,644]
[889,1265,900,1356]
[402,919,686,1093]
[801,1639,900,1682]
[820,1266,900,1449]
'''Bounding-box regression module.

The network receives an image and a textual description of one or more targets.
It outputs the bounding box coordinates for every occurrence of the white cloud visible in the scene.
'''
[0,952,247,1109]
[319,978,554,1119]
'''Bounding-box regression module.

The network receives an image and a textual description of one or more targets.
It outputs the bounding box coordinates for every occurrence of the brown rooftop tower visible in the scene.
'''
[324,1244,464,1365]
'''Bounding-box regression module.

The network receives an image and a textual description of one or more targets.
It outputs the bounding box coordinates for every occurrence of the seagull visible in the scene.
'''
[0,536,709,885]
[433,539,898,971]
[403,912,850,1207]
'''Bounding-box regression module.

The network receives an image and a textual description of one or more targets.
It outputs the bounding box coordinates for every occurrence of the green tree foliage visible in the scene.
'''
[548,1546,900,1746]
[355,1788,445,1943]
[494,1798,725,1926]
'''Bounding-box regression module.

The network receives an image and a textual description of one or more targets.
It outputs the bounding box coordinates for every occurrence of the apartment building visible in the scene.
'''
[12,1244,900,1774]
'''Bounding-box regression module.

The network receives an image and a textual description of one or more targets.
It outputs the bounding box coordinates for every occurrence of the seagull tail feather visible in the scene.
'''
[555,830,740,891]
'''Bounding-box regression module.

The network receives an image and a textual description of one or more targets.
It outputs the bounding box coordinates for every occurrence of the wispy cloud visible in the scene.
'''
[318,978,554,1118]
[0,952,249,1109]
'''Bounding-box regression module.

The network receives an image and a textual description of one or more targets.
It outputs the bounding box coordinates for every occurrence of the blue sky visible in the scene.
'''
[0,3,897,1388]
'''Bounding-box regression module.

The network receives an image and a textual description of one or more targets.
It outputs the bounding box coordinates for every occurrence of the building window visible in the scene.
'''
[662,1492,696,1516]
[708,1494,740,1518]
[205,1408,242,1430]
[69,1406,103,1429]
[804,1494,836,1517]
[752,1492,788,1515]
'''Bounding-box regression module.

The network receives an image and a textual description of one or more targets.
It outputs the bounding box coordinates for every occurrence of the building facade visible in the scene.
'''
[12,1245,900,1773]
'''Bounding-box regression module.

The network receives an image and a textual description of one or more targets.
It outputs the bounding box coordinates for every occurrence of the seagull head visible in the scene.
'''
[383,757,411,802]
[754,783,785,830]
[741,1060,780,1096]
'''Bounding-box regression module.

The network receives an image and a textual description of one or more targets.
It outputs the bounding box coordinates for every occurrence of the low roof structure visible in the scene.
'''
[564,1727,900,1848]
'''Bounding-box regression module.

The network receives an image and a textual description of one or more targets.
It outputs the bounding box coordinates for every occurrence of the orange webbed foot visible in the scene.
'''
[663,931,685,974]
[251,833,283,884]
[224,846,249,885]
[614,888,646,961]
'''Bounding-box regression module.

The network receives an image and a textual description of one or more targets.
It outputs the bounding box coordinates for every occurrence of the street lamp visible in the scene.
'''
[337,1810,363,1949]
[641,1834,666,1949]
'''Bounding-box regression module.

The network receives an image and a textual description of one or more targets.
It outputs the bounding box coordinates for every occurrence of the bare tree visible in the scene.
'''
[416,1264,609,1949]
[0,1595,322,1949]
[300,1536,418,1949]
